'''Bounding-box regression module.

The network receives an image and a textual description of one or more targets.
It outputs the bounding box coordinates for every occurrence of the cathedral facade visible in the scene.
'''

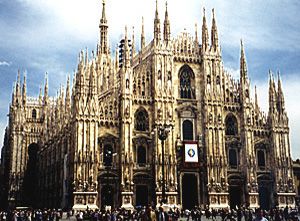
[0,1,296,210]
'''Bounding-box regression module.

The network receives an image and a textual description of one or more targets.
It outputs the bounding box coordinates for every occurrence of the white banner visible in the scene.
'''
[184,143,198,163]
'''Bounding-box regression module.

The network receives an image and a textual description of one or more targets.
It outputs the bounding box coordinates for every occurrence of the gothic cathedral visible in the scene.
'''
[0,1,296,210]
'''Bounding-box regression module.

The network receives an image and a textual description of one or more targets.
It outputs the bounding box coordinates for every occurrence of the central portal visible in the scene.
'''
[23,143,39,207]
[259,186,270,210]
[101,185,114,207]
[182,173,198,209]
[229,186,242,209]
[136,185,148,206]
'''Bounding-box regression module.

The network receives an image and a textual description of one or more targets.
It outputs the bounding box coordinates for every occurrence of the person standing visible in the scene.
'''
[146,206,156,221]
[157,207,168,221]
[253,209,268,221]
[237,208,242,221]
[77,211,83,221]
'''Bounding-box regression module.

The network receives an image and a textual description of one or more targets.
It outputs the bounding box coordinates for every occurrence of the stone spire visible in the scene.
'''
[154,0,161,42]
[141,17,145,50]
[163,1,170,42]
[65,75,71,110]
[12,83,16,105]
[254,85,259,112]
[89,59,97,96]
[268,70,277,113]
[39,85,43,104]
[195,23,198,44]
[240,40,248,80]
[124,26,130,68]
[22,73,26,105]
[211,9,219,50]
[132,26,136,57]
[99,0,109,54]
[60,85,65,111]
[44,73,49,104]
[77,51,86,95]
[16,70,21,100]
[115,44,119,69]
[85,48,89,67]
[277,71,285,112]
[202,8,209,51]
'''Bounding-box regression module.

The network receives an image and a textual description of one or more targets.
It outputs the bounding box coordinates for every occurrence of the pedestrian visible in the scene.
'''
[156,207,168,221]
[146,206,156,221]
[237,208,242,221]
[76,211,83,221]
[253,209,268,221]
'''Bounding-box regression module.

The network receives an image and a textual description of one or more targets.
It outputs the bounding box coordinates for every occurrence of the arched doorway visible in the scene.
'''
[259,186,270,210]
[98,171,119,209]
[23,143,39,207]
[133,173,152,207]
[258,175,272,210]
[136,185,148,206]
[101,185,114,207]
[182,173,198,209]
[228,175,244,209]
[229,186,242,209]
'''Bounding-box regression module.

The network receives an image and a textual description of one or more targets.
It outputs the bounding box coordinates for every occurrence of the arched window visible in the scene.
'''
[137,146,146,166]
[104,144,113,167]
[216,76,220,85]
[225,115,238,136]
[245,89,249,98]
[182,120,193,141]
[167,71,172,81]
[32,109,37,119]
[257,149,265,168]
[158,70,162,80]
[142,81,145,96]
[179,65,194,99]
[229,149,238,168]
[135,108,149,131]
[207,75,211,84]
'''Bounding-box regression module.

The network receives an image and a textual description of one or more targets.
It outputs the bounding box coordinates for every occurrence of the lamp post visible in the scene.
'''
[157,124,171,204]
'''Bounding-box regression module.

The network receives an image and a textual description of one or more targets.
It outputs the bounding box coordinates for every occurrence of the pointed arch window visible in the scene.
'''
[228,148,238,169]
[32,109,37,119]
[207,75,211,84]
[225,115,238,136]
[257,149,266,168]
[104,144,113,167]
[137,146,147,166]
[216,75,220,85]
[179,65,195,99]
[182,120,194,141]
[135,108,149,131]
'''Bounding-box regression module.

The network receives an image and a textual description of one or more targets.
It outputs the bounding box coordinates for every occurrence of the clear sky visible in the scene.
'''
[0,0,300,158]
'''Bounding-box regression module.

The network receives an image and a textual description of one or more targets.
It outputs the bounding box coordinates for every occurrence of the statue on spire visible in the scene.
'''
[211,8,219,50]
[154,0,161,42]
[99,0,109,54]
[163,1,170,42]
[141,17,145,50]
[202,7,209,52]
[240,39,248,80]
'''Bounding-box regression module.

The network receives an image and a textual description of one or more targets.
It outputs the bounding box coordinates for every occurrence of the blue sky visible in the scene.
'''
[0,0,300,158]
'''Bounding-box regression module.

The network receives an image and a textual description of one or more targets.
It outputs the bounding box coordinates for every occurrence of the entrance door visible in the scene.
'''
[136,185,148,206]
[101,185,114,207]
[23,143,39,207]
[259,186,270,210]
[229,186,241,209]
[182,174,198,209]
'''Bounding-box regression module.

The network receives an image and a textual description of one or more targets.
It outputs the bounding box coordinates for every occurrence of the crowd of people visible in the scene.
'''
[0,209,63,221]
[0,205,299,221]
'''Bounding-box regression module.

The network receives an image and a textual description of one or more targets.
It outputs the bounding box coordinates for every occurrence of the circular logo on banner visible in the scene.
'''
[188,148,195,157]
